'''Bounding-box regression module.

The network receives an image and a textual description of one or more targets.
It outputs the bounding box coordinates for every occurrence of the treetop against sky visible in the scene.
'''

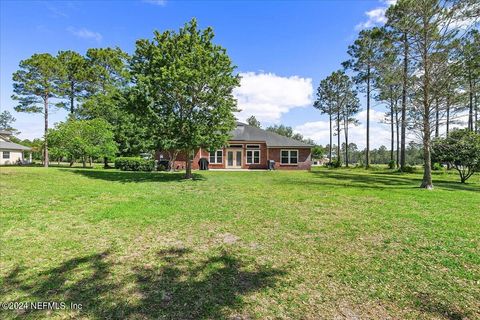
[0,0,474,148]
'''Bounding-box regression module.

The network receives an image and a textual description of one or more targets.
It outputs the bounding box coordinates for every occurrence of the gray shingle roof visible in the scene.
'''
[229,122,313,148]
[0,141,31,151]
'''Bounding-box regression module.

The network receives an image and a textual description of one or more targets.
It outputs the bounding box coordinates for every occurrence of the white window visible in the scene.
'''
[246,144,260,149]
[280,150,298,164]
[246,149,260,164]
[209,150,223,164]
[2,151,10,159]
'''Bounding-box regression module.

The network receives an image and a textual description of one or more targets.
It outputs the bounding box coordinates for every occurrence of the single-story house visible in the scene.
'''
[156,122,313,170]
[0,130,31,165]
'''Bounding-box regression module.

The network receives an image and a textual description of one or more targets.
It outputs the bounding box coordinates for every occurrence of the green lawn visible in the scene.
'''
[1,166,479,319]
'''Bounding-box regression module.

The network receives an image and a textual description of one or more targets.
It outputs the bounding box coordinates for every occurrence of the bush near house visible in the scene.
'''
[114,157,155,171]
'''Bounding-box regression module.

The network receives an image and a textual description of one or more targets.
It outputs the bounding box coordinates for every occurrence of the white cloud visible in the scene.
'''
[294,109,393,149]
[233,72,313,123]
[355,0,397,31]
[142,0,167,6]
[67,27,102,43]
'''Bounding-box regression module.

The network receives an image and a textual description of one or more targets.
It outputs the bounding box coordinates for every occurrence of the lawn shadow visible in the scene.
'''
[0,247,284,319]
[65,169,205,183]
[414,292,467,320]
[307,169,480,192]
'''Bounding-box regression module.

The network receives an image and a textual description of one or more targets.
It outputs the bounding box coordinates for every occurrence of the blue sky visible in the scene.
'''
[1,0,398,148]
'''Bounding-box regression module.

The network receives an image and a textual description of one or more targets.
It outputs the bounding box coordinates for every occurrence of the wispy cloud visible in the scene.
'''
[233,72,313,124]
[142,0,167,6]
[355,0,397,31]
[67,27,103,43]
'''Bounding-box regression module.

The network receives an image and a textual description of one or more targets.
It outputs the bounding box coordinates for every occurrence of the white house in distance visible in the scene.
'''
[0,130,31,165]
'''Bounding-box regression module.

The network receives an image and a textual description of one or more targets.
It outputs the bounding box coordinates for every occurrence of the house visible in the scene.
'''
[156,122,313,170]
[0,130,31,165]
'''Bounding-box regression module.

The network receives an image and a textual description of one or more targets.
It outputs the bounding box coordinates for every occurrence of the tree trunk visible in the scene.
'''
[184,149,193,179]
[468,76,473,131]
[89,157,93,168]
[366,66,371,168]
[82,156,86,168]
[43,96,49,168]
[435,97,439,138]
[70,80,75,114]
[103,157,109,169]
[400,32,408,171]
[395,105,400,168]
[329,111,332,163]
[344,118,349,167]
[420,22,433,189]
[446,96,450,136]
[337,110,341,164]
[390,93,394,162]
[475,83,478,133]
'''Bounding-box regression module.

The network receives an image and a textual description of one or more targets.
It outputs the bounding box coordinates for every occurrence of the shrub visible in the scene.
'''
[432,162,443,171]
[402,165,416,173]
[115,157,155,172]
[333,159,342,168]
[388,160,396,169]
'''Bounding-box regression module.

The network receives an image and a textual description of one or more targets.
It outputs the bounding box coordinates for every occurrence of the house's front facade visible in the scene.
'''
[156,122,313,170]
[0,130,31,165]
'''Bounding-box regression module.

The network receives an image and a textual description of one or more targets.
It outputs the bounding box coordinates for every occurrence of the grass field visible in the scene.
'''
[1,166,479,319]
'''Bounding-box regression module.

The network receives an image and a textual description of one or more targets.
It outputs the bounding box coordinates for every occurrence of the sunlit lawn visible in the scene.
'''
[1,166,479,319]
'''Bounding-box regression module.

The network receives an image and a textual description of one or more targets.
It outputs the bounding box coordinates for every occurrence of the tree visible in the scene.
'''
[459,30,480,132]
[314,77,336,163]
[130,19,240,179]
[48,119,117,167]
[311,145,325,159]
[12,53,61,167]
[344,27,384,168]
[246,115,261,128]
[0,110,19,134]
[315,70,359,166]
[399,0,475,189]
[57,50,89,115]
[432,129,480,183]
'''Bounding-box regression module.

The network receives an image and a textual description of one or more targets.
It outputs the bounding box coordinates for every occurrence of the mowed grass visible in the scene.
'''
[0,166,479,319]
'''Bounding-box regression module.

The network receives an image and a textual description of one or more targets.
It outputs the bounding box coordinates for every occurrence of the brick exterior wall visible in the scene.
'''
[156,144,311,170]
[267,148,312,170]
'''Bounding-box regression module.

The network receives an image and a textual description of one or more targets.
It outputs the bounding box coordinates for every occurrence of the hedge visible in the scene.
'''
[114,157,155,172]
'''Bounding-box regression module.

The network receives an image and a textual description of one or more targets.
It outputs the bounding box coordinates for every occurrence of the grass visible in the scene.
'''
[0,166,479,319]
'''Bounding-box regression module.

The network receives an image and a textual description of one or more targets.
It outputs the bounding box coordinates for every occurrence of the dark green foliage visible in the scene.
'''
[432,129,480,183]
[432,162,443,171]
[388,160,396,169]
[114,157,155,172]
[130,18,240,178]
[246,115,261,128]
[402,165,416,173]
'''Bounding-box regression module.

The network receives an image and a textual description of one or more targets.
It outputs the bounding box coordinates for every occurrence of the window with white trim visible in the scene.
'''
[209,150,223,164]
[246,149,260,164]
[280,150,298,164]
[2,151,10,159]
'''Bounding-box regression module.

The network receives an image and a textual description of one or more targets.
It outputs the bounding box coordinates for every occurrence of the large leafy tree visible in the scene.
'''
[48,119,117,167]
[78,47,151,162]
[432,129,480,183]
[344,27,384,168]
[11,53,61,167]
[57,50,90,115]
[130,19,240,178]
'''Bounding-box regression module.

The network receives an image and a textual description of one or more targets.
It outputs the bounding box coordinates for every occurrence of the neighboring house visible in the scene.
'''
[0,130,31,165]
[156,122,313,170]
